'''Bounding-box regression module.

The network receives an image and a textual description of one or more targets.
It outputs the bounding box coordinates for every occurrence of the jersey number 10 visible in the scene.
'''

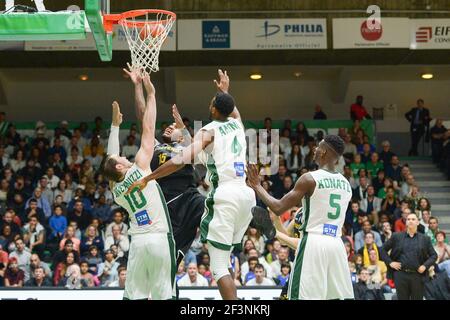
[124,189,147,212]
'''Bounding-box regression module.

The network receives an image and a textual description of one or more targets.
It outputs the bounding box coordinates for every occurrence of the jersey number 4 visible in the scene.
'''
[328,193,341,220]
[124,189,147,212]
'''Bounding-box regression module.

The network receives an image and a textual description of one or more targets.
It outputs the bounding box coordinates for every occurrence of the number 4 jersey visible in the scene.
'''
[112,164,171,236]
[302,169,352,238]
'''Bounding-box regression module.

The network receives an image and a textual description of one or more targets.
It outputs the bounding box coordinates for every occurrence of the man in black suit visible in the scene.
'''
[380,212,437,300]
[405,99,431,156]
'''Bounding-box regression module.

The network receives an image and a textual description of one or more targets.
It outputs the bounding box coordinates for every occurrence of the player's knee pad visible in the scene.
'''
[208,243,231,282]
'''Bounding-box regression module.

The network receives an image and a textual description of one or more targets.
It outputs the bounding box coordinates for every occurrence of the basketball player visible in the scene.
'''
[247,135,354,300]
[100,69,176,300]
[128,69,256,300]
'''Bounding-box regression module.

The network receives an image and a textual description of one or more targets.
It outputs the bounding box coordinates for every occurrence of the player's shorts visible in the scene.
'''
[200,182,256,251]
[167,188,205,257]
[288,232,354,300]
[123,232,176,300]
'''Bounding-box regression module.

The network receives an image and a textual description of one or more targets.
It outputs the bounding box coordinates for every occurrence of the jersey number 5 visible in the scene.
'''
[328,193,341,220]
[124,189,147,212]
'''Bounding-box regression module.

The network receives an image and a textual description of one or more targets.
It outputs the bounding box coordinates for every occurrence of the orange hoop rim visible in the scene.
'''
[104,9,176,33]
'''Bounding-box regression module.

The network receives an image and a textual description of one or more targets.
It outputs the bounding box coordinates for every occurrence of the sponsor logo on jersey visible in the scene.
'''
[323,224,338,237]
[234,162,245,177]
[135,210,152,226]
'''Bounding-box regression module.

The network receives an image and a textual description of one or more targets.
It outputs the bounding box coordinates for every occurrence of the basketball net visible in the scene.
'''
[118,10,175,74]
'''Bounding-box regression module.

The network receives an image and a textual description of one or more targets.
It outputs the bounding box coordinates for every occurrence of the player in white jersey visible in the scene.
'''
[128,69,256,300]
[247,135,354,300]
[99,69,176,300]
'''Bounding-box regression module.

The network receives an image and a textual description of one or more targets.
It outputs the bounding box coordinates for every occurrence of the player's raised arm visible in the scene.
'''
[214,69,242,122]
[172,104,192,147]
[107,101,123,156]
[127,129,213,194]
[134,73,157,170]
[247,164,316,216]
[123,63,145,124]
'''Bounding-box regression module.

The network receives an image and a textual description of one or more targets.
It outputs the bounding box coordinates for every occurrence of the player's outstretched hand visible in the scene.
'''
[142,71,155,96]
[172,104,185,129]
[112,101,123,127]
[246,163,260,190]
[213,69,229,93]
[123,62,142,85]
[251,206,276,240]
[126,179,148,195]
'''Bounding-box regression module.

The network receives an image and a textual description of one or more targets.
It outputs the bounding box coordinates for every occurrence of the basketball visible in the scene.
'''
[138,24,165,41]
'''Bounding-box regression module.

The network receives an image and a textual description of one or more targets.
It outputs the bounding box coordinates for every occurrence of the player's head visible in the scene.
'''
[313,135,345,167]
[209,92,235,120]
[162,124,183,144]
[99,154,132,182]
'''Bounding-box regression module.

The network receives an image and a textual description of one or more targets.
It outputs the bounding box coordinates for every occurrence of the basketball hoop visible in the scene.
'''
[104,9,176,73]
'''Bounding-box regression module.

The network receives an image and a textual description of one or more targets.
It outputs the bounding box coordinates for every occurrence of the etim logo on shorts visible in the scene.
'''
[202,21,230,49]
[360,20,382,41]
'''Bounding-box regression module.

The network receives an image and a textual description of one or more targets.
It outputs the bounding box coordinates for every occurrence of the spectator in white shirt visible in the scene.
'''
[245,264,275,286]
[108,266,127,288]
[269,246,293,278]
[43,167,60,190]
[105,211,128,238]
[240,248,273,283]
[177,263,209,287]
[104,225,129,258]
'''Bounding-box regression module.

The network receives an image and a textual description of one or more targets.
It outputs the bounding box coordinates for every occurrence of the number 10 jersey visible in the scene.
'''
[112,164,172,236]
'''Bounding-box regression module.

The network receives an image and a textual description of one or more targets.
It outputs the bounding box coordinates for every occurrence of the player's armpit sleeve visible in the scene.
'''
[107,126,120,155]
[180,128,192,147]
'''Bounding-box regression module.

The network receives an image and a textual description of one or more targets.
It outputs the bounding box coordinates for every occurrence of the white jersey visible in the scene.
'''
[302,169,352,238]
[112,164,171,236]
[198,118,247,185]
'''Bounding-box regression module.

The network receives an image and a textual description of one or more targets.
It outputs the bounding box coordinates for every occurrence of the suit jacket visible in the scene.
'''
[405,107,431,130]
[380,232,437,279]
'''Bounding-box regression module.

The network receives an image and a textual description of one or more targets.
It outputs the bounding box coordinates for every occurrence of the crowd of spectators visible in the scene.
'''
[0,110,448,301]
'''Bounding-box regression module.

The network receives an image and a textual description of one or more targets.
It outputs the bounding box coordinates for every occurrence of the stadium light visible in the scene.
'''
[250,73,262,80]
[421,73,433,80]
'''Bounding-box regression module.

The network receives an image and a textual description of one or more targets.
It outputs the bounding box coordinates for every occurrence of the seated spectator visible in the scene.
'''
[379,141,395,165]
[359,185,382,224]
[420,210,431,232]
[270,246,293,278]
[54,251,77,286]
[394,207,412,232]
[91,195,112,224]
[313,104,327,120]
[243,256,259,284]
[385,156,402,186]
[85,146,103,171]
[343,134,357,163]
[97,249,119,287]
[360,143,372,164]
[104,225,129,258]
[79,260,96,287]
[67,199,93,231]
[380,187,399,215]
[416,197,431,218]
[357,232,381,266]
[0,225,14,252]
[108,266,127,288]
[353,176,370,201]
[1,209,21,238]
[240,248,273,283]
[353,267,385,300]
[25,266,52,287]
[67,188,92,213]
[434,232,450,264]
[427,217,448,247]
[366,249,391,293]
[105,210,128,239]
[22,215,46,258]
[68,221,82,240]
[122,135,139,161]
[379,221,393,244]
[245,264,275,286]
[38,176,54,205]
[9,150,26,173]
[286,144,303,173]
[400,174,416,199]
[354,221,383,252]
[177,262,209,287]
[371,170,385,196]
[343,165,358,189]
[28,253,52,280]
[176,260,186,282]
[276,263,291,287]
[279,128,292,155]
[84,245,103,275]
[404,185,421,213]
[4,257,24,287]
[67,146,83,173]
[59,225,81,252]
[9,238,31,281]
[53,180,73,204]
[239,239,256,264]
[350,154,365,179]
[366,152,384,179]
[242,227,265,255]
[48,205,67,241]
[198,263,213,285]
[62,263,83,289]
[80,224,104,256]
[265,239,281,264]
[345,202,367,235]
[25,188,51,220]
[53,239,80,268]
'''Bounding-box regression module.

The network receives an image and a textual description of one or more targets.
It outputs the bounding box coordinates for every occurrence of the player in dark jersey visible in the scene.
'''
[151,106,205,264]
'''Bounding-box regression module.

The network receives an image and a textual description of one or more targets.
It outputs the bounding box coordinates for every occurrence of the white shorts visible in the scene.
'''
[123,232,176,300]
[200,183,256,251]
[288,232,354,300]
